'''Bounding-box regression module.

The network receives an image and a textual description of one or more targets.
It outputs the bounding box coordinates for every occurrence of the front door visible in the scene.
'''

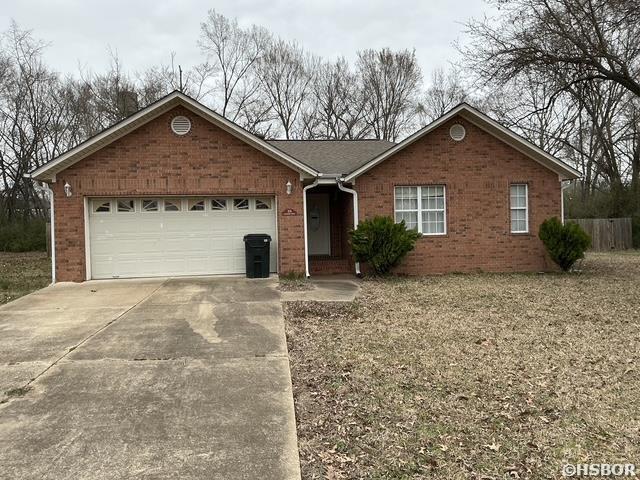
[307,193,331,255]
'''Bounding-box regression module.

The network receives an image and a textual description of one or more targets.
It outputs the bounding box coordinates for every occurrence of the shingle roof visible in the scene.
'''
[268,139,395,176]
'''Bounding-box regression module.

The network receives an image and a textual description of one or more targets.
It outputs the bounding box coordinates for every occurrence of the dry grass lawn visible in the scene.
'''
[0,252,51,305]
[284,252,640,479]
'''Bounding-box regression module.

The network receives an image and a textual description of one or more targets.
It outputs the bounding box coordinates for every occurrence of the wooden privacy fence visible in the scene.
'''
[567,218,633,251]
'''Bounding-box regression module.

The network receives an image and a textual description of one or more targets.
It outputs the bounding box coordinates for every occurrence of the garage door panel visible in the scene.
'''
[89,196,277,279]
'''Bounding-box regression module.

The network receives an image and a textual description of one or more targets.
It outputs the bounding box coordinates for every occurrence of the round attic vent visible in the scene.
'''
[171,115,191,135]
[449,124,466,141]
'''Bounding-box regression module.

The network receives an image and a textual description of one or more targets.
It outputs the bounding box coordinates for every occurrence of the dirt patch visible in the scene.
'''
[279,278,315,292]
[0,252,51,305]
[284,251,640,479]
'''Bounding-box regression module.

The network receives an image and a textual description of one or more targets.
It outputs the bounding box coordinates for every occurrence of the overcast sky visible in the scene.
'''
[1,0,494,82]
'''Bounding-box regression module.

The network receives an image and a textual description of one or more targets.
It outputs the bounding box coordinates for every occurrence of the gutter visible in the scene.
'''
[337,179,362,277]
[41,182,56,284]
[560,179,574,224]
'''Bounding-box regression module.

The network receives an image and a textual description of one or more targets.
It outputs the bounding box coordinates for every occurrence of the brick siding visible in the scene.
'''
[355,116,561,274]
[51,106,306,282]
[50,108,562,281]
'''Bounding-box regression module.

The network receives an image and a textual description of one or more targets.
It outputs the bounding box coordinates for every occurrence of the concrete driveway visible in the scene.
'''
[0,277,301,480]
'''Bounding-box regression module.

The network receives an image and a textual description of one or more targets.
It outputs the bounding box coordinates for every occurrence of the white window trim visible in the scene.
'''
[141,199,159,213]
[394,185,447,236]
[116,198,136,213]
[187,198,206,212]
[163,198,183,212]
[510,184,529,234]
[233,198,250,211]
[92,199,112,214]
[255,198,273,211]
[211,198,228,212]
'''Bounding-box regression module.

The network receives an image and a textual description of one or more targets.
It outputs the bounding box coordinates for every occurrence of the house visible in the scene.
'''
[28,91,580,282]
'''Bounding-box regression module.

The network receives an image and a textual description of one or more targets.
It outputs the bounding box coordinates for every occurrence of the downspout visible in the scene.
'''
[560,179,573,225]
[42,182,56,284]
[337,179,362,277]
[303,178,320,278]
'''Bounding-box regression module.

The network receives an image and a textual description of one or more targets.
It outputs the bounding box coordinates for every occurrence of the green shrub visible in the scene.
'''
[538,217,591,271]
[349,216,421,275]
[0,219,47,252]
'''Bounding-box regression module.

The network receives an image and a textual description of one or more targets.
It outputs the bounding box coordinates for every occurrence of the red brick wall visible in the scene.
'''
[51,106,306,282]
[355,116,561,274]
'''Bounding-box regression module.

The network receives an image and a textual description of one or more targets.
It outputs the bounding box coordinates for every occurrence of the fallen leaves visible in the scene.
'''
[284,252,640,479]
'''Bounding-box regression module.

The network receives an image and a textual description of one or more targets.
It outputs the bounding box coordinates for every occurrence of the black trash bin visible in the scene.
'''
[243,234,272,278]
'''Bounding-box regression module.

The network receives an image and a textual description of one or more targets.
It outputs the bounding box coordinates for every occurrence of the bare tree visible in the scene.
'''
[357,48,422,141]
[199,10,270,122]
[460,0,640,216]
[462,0,640,100]
[418,67,467,123]
[302,58,369,139]
[137,52,216,103]
[0,23,78,220]
[256,39,315,139]
[78,50,141,130]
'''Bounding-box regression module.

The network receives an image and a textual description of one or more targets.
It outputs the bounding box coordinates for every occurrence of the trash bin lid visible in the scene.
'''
[243,233,272,243]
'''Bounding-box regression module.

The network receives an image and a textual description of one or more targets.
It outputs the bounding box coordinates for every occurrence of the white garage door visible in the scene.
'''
[88,197,277,279]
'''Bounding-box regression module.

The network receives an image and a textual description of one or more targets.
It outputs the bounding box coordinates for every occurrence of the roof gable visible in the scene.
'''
[29,91,318,181]
[344,103,581,181]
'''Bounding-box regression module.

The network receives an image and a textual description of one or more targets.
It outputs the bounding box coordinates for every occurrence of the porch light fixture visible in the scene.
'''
[286,180,292,195]
[63,182,72,197]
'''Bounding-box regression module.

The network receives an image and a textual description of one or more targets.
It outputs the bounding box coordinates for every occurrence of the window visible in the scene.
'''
[394,187,418,230]
[92,200,111,213]
[233,198,249,210]
[188,199,205,211]
[211,198,227,211]
[510,184,529,233]
[117,199,135,213]
[142,199,158,212]
[255,198,272,210]
[394,186,446,235]
[164,199,182,212]
[421,186,446,235]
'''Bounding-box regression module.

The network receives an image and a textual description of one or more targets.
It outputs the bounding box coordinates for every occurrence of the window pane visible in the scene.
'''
[512,218,527,232]
[403,198,418,210]
[511,209,524,221]
[117,200,135,212]
[164,199,181,212]
[211,198,227,210]
[142,200,158,212]
[511,194,526,208]
[93,200,110,213]
[395,186,417,199]
[255,198,272,210]
[234,198,249,210]
[189,199,205,211]
[396,211,418,230]
[405,187,417,198]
